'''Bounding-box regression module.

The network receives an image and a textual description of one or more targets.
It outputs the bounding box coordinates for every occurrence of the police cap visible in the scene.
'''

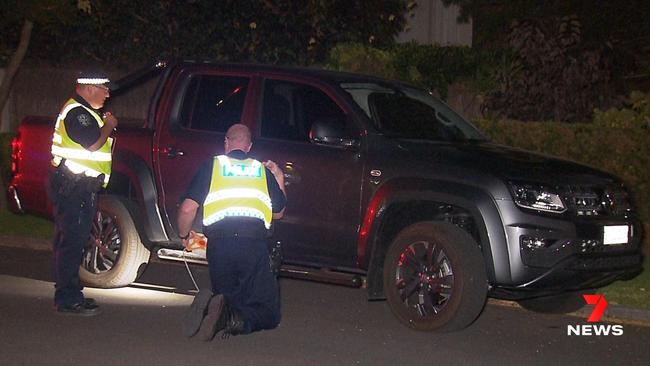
[76,66,110,86]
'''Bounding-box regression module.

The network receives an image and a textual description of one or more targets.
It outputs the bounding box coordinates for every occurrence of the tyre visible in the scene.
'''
[80,195,150,288]
[383,221,488,332]
[517,292,586,314]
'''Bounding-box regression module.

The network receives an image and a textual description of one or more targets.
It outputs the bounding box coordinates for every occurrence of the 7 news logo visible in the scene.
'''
[567,294,624,336]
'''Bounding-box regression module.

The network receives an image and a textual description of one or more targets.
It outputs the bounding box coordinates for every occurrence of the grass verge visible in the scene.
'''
[0,207,53,240]
[602,264,649,310]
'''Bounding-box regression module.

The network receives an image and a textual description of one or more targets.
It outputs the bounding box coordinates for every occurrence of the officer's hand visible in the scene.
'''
[103,111,118,130]
[263,160,284,184]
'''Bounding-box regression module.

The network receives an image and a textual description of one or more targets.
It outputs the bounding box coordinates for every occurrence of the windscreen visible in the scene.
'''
[341,82,485,142]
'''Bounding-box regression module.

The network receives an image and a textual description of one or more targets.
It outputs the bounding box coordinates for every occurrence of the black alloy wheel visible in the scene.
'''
[394,240,455,317]
[79,196,150,288]
[83,209,121,274]
[383,222,488,332]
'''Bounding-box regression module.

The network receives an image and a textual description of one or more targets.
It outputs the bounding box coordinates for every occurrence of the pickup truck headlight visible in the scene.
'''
[509,183,566,213]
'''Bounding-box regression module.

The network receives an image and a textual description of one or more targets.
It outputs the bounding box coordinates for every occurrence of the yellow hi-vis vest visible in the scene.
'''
[203,155,273,229]
[50,98,113,187]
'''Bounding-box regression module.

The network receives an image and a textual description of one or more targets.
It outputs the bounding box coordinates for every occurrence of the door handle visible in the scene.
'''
[162,146,185,158]
[283,162,300,186]
[283,172,300,186]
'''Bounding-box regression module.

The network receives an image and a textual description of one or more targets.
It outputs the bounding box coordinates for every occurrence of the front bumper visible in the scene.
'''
[492,202,644,298]
[491,253,643,300]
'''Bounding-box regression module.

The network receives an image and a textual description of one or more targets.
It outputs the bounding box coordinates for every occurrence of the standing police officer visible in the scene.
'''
[48,67,117,316]
[177,124,286,340]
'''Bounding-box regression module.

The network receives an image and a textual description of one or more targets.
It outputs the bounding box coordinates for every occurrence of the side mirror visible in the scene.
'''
[309,119,359,148]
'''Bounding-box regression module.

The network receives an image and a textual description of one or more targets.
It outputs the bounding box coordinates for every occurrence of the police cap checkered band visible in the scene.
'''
[77,67,110,85]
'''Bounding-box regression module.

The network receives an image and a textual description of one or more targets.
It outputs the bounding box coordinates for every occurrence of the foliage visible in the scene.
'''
[0,0,81,66]
[443,1,650,120]
[326,43,396,79]
[442,1,650,78]
[391,42,479,99]
[0,1,86,134]
[593,91,650,129]
[327,42,506,100]
[482,16,615,122]
[15,0,413,67]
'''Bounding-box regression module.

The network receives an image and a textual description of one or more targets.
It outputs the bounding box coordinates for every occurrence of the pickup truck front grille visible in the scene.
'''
[561,185,632,217]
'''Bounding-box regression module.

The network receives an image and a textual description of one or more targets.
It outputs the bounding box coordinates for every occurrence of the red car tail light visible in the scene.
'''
[10,135,21,175]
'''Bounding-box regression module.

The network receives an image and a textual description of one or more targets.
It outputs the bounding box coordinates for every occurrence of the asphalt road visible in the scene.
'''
[1,246,650,366]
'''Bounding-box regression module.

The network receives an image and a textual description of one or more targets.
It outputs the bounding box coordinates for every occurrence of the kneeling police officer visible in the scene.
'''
[178,123,286,340]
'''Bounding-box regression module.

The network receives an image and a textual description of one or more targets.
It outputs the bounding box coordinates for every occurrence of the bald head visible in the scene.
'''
[225,123,252,153]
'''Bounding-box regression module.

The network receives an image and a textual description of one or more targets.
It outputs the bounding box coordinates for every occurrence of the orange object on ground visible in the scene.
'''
[185,231,208,256]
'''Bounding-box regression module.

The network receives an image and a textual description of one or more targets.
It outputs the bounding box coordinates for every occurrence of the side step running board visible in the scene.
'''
[156,248,365,288]
[280,264,365,288]
[157,248,208,265]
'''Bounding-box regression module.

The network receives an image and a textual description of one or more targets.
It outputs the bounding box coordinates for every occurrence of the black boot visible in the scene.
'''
[220,304,246,338]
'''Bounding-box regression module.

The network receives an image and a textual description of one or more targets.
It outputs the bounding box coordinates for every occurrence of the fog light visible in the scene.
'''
[521,236,554,250]
[579,239,600,253]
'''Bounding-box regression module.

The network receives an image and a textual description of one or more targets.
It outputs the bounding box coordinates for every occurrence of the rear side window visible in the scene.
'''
[260,79,347,142]
[179,75,249,133]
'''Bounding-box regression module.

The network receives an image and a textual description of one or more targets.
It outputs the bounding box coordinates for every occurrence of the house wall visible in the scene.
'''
[2,66,154,132]
[397,0,472,46]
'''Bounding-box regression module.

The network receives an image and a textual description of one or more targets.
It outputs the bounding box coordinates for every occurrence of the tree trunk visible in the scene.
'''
[0,19,33,133]
[0,19,32,210]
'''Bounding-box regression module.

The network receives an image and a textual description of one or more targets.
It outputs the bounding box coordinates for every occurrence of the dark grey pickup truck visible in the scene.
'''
[7,60,643,331]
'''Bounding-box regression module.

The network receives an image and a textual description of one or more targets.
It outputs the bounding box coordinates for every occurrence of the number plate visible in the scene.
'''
[603,225,629,245]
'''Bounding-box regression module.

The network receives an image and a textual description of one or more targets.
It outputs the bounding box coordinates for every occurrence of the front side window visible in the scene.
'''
[260,79,348,142]
[179,75,249,133]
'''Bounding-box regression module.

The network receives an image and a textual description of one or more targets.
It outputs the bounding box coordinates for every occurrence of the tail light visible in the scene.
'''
[10,134,21,175]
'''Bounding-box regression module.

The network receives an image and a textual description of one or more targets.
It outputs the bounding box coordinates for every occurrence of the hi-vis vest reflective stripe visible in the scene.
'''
[203,155,272,229]
[51,98,113,187]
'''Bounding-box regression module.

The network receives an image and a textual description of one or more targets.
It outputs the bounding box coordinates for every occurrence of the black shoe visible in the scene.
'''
[56,300,101,316]
[197,294,225,341]
[182,290,213,337]
[219,305,247,339]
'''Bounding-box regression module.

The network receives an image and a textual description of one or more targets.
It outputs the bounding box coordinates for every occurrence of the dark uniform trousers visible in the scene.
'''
[206,231,281,334]
[47,167,100,307]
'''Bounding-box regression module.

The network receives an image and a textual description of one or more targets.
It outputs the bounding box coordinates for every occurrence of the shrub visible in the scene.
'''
[326,42,503,100]
[483,16,615,122]
[593,91,650,129]
[326,43,396,80]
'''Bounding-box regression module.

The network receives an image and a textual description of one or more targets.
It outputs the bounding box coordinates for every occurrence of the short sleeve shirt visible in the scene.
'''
[64,94,101,149]
[183,150,286,214]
